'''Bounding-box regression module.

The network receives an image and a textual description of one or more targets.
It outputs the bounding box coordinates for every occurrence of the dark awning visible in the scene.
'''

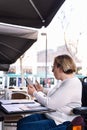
[0,0,65,71]
[0,23,38,64]
[0,64,10,71]
[0,0,65,28]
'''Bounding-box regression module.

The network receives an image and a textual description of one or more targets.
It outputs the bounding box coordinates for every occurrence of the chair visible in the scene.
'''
[71,76,87,130]
[4,91,31,128]
[67,116,85,130]
[0,115,4,130]
[60,76,87,130]
[11,91,31,99]
[0,89,5,99]
[82,76,87,107]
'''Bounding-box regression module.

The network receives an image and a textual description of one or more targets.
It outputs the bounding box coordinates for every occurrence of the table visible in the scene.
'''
[0,99,55,130]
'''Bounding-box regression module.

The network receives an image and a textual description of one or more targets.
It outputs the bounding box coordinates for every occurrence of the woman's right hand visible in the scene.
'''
[35,80,43,92]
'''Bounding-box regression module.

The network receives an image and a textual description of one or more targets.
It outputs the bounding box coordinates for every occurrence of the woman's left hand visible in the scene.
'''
[28,84,37,96]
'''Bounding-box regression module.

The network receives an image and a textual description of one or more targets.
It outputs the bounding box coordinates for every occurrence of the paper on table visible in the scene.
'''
[2,104,23,112]
[19,102,41,111]
[20,104,49,111]
[2,103,49,113]
[0,99,35,105]
[26,102,41,108]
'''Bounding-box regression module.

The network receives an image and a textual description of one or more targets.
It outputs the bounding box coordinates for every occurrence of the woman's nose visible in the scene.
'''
[52,66,54,72]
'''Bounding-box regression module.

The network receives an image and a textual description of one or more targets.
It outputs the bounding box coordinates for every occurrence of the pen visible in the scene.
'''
[12,102,35,104]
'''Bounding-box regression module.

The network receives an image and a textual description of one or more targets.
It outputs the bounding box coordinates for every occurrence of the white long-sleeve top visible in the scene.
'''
[33,77,82,125]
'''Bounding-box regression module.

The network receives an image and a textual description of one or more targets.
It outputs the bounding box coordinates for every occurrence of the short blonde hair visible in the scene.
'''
[54,54,77,74]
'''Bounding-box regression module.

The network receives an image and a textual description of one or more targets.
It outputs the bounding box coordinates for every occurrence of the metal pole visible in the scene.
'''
[45,34,47,86]
[41,33,47,87]
[20,55,24,88]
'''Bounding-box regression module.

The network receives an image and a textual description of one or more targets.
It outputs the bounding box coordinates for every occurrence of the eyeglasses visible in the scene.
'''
[51,65,55,72]
[52,64,60,72]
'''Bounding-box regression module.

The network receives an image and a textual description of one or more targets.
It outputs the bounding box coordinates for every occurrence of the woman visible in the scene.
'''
[17,54,82,130]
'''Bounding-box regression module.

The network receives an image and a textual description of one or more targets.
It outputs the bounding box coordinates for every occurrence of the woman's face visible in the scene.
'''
[52,65,61,80]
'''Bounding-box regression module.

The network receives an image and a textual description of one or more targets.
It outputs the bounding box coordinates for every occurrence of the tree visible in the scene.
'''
[56,0,83,63]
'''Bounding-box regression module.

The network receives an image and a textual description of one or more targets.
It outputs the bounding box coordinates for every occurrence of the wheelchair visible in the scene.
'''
[50,76,87,130]
[69,76,87,130]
